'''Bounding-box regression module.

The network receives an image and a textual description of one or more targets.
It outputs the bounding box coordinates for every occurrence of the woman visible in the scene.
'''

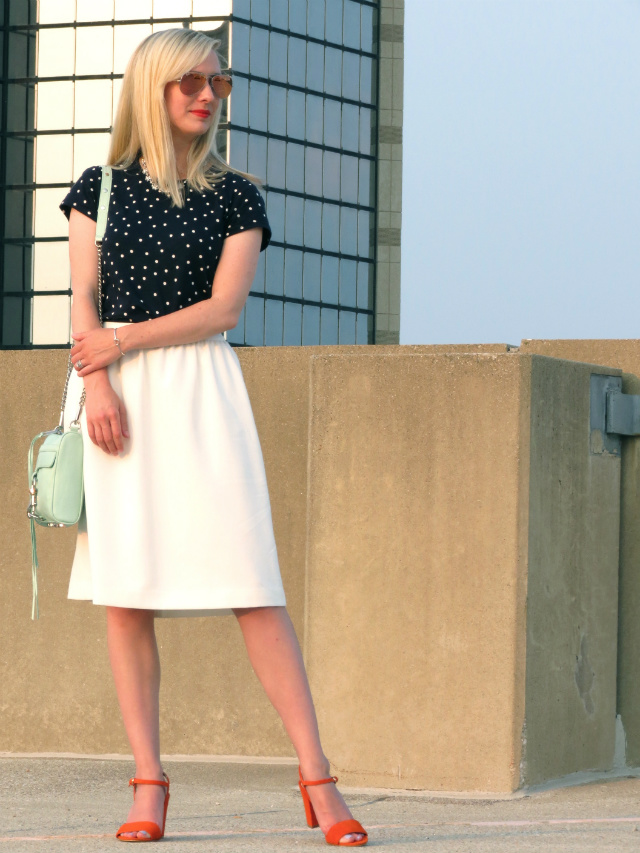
[61,28,367,847]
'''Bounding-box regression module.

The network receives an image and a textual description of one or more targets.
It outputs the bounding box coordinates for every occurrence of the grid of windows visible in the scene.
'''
[0,0,378,348]
[227,0,377,346]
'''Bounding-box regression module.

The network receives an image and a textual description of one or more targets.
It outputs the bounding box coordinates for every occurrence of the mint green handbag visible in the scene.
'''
[27,165,113,619]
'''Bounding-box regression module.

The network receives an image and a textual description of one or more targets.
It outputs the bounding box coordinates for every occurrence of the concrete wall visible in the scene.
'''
[521,339,640,770]
[1,346,622,792]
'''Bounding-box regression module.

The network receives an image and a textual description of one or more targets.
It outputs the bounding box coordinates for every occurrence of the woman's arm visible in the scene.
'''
[70,227,263,376]
[69,208,129,455]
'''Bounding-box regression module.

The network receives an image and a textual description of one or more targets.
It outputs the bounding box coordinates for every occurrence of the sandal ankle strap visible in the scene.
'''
[129,773,170,789]
[299,774,339,787]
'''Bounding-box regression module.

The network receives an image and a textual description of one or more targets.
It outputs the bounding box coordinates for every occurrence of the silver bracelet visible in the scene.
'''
[113,327,123,355]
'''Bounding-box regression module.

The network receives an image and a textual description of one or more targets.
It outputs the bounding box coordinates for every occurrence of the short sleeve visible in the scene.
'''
[224,175,272,251]
[59,165,102,222]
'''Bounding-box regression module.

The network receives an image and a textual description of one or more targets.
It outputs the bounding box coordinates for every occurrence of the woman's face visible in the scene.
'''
[164,50,222,141]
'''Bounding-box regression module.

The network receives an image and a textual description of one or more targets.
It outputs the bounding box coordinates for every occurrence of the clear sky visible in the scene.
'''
[400,0,640,345]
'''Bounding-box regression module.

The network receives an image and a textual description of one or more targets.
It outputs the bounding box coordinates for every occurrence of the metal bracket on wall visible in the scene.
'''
[590,374,640,456]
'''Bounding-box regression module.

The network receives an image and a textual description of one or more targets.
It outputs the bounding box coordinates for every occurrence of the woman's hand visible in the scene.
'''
[71,328,122,377]
[84,380,130,456]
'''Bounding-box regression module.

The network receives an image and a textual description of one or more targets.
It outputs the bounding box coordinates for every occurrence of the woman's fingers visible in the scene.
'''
[119,402,130,440]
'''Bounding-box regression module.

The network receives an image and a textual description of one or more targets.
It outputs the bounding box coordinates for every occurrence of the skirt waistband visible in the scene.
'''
[102,320,225,342]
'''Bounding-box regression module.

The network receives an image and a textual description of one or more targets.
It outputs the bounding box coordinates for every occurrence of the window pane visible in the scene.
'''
[245,294,265,345]
[249,80,268,131]
[340,207,358,256]
[230,129,248,172]
[252,249,266,293]
[266,245,284,295]
[303,251,321,302]
[231,22,249,72]
[39,0,75,23]
[37,28,75,77]
[288,35,306,86]
[358,159,373,207]
[250,26,269,78]
[357,261,373,309]
[265,298,283,345]
[304,147,322,197]
[247,134,267,179]
[35,135,73,183]
[323,151,340,200]
[323,99,341,149]
[341,154,358,204]
[325,0,343,44]
[115,0,151,17]
[77,0,114,21]
[342,51,359,102]
[322,203,339,252]
[269,32,288,83]
[306,42,324,92]
[153,0,189,15]
[304,200,321,250]
[2,297,25,346]
[343,1,361,50]
[250,0,269,25]
[285,195,304,245]
[360,107,373,156]
[74,80,113,129]
[265,191,285,242]
[320,307,338,344]
[361,5,375,53]
[305,95,323,145]
[36,82,74,131]
[358,210,373,257]
[283,301,302,345]
[5,137,33,185]
[193,0,232,14]
[339,258,357,307]
[73,133,111,179]
[321,255,339,304]
[287,89,305,139]
[34,188,67,238]
[307,0,325,40]
[285,142,305,193]
[267,139,286,188]
[76,26,114,76]
[341,103,359,152]
[302,304,320,345]
[361,57,375,104]
[270,0,288,28]
[5,245,29,291]
[34,243,70,292]
[233,0,250,18]
[284,249,302,298]
[338,310,356,345]
[32,294,70,345]
[268,85,287,135]
[230,74,248,126]
[356,311,371,345]
[114,24,152,75]
[7,84,32,133]
[324,48,342,98]
[289,0,306,35]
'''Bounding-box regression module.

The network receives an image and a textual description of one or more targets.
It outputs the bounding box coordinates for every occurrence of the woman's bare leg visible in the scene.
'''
[106,606,166,840]
[233,606,365,844]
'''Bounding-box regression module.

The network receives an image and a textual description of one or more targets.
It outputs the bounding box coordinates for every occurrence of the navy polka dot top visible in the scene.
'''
[60,160,271,323]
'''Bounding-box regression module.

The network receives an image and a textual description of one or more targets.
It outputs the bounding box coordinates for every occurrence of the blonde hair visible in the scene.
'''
[108,28,254,207]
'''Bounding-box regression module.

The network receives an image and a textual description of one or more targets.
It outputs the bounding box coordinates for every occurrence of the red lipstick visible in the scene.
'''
[191,110,210,117]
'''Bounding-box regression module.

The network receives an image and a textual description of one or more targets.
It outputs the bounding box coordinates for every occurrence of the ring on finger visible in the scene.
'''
[76,360,83,370]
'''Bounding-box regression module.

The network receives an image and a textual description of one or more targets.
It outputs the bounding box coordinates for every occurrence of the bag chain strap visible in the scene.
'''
[58,243,103,431]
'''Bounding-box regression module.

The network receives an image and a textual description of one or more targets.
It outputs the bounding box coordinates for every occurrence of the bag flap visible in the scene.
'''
[35,450,57,470]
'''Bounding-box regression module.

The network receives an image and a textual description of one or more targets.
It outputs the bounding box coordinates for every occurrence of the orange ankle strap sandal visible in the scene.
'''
[298,767,368,847]
[116,773,170,843]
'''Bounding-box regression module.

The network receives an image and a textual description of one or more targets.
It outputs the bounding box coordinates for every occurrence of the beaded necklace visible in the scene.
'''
[140,158,186,195]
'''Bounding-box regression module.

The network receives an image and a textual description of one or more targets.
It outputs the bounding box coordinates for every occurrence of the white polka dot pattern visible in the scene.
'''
[60,162,271,323]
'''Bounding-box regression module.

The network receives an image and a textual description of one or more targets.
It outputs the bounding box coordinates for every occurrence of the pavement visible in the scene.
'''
[2,757,640,851]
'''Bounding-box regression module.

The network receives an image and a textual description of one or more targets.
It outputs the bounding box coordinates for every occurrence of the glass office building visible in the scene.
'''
[0,0,402,348]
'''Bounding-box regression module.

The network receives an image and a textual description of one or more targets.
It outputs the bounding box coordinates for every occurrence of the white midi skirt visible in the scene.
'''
[63,322,286,618]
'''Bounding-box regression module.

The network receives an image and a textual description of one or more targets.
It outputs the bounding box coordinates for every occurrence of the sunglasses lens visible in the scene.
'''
[179,73,206,96]
[212,75,232,99]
